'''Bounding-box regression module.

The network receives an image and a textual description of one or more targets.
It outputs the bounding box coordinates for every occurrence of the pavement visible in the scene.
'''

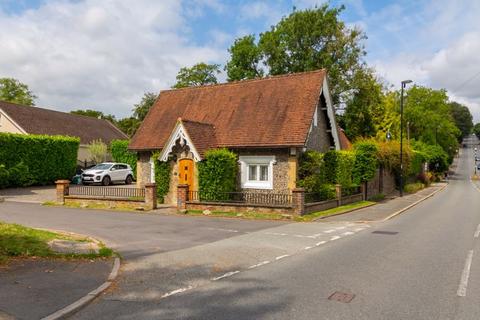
[0,143,468,319]
[322,182,447,222]
[0,258,113,320]
[0,186,56,203]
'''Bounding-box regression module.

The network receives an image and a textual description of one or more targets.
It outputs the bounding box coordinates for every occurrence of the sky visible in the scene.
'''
[0,0,479,121]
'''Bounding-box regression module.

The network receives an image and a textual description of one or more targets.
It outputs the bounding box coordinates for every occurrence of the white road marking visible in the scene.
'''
[304,246,312,250]
[161,285,194,298]
[335,226,346,230]
[212,271,240,281]
[341,231,355,236]
[312,233,324,238]
[248,261,270,269]
[354,228,365,232]
[324,229,336,233]
[275,254,290,260]
[474,224,480,238]
[330,235,341,241]
[207,228,239,233]
[457,250,474,297]
[316,241,327,246]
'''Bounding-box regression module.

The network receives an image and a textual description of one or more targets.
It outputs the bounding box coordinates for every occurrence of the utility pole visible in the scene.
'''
[399,80,412,197]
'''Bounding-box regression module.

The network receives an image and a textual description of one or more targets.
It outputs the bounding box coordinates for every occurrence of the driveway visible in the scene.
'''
[0,185,56,203]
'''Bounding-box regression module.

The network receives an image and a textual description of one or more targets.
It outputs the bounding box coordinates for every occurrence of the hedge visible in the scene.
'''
[198,149,237,200]
[0,133,79,187]
[298,150,324,192]
[110,140,137,178]
[352,141,378,185]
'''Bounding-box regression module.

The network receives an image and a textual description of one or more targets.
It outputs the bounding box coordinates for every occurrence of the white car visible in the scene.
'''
[81,162,134,186]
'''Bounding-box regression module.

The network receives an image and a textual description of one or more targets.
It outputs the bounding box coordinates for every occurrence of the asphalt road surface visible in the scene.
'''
[77,136,480,319]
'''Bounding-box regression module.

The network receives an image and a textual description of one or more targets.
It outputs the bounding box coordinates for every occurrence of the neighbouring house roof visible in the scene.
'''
[338,128,353,150]
[130,69,332,151]
[0,100,128,144]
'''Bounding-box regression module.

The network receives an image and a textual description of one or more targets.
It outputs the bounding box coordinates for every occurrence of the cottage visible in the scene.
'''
[129,69,350,204]
[0,101,127,164]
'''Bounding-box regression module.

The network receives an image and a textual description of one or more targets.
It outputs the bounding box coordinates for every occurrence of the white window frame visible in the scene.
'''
[239,156,275,189]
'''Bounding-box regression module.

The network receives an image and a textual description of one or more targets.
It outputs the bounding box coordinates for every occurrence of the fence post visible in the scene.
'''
[145,183,157,210]
[55,180,70,204]
[360,183,366,201]
[292,188,305,216]
[177,184,189,211]
[335,184,342,206]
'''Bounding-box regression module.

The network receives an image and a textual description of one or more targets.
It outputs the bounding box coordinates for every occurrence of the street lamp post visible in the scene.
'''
[400,80,413,197]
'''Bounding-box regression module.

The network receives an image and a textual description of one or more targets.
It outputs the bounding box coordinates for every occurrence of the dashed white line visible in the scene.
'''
[304,246,313,250]
[212,271,240,281]
[354,228,365,232]
[474,224,480,238]
[161,285,194,298]
[341,231,355,236]
[275,254,290,260]
[457,250,474,297]
[248,261,270,269]
[207,228,239,233]
[316,241,327,246]
[324,229,336,233]
[330,235,341,241]
[335,226,346,230]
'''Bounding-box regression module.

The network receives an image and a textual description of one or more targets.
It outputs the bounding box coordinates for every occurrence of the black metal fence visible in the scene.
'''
[188,190,292,206]
[69,186,145,199]
[305,185,361,203]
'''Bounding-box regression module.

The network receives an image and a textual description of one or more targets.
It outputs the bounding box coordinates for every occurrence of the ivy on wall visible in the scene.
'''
[0,133,79,188]
[154,159,171,203]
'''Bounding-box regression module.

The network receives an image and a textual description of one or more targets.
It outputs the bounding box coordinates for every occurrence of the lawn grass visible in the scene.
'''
[43,201,145,212]
[294,201,376,222]
[0,221,113,263]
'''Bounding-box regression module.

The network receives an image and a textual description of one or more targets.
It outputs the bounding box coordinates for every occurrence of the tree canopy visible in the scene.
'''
[172,63,221,89]
[132,92,157,121]
[449,102,473,139]
[0,78,37,106]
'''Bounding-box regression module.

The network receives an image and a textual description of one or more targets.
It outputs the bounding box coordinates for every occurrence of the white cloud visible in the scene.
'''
[0,0,225,118]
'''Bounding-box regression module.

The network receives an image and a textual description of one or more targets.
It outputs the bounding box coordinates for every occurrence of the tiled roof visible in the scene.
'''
[130,69,327,150]
[182,119,217,157]
[0,100,128,144]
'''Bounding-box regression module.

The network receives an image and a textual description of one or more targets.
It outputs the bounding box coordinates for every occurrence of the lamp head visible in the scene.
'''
[401,80,413,87]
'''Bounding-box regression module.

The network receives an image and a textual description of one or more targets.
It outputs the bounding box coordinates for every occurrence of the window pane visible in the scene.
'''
[248,165,257,181]
[260,165,268,181]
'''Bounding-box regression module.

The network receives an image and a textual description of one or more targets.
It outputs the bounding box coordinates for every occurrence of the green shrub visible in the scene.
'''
[0,133,79,186]
[298,150,324,192]
[411,141,449,173]
[0,165,9,189]
[110,140,137,178]
[336,151,356,187]
[404,182,425,193]
[353,141,378,185]
[8,162,34,187]
[323,151,338,184]
[198,149,237,200]
[154,160,171,203]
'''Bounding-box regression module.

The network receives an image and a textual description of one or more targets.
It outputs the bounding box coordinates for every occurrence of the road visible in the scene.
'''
[1,137,479,319]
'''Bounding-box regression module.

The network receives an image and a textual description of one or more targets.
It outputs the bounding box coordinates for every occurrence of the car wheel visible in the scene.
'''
[125,175,133,185]
[102,176,111,186]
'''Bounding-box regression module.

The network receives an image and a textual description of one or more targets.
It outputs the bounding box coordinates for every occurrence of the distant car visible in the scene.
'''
[81,162,134,186]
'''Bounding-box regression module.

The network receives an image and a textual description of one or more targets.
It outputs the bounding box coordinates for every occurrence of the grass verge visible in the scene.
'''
[294,201,376,222]
[0,221,113,264]
[43,201,146,212]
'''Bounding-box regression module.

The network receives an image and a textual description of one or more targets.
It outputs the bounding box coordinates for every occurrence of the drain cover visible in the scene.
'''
[328,291,355,303]
[372,230,398,235]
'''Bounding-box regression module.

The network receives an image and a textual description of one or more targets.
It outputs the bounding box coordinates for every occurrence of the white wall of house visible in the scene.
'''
[0,109,25,134]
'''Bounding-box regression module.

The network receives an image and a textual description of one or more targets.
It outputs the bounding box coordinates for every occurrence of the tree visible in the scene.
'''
[70,109,116,123]
[474,123,480,139]
[449,102,473,139]
[403,86,460,160]
[225,35,264,81]
[0,78,37,106]
[116,117,141,137]
[88,139,108,163]
[173,63,221,89]
[225,5,367,106]
[132,92,157,121]
[343,68,385,139]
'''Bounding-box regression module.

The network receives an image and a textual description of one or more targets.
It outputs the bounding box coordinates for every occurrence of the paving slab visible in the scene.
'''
[0,258,113,320]
[320,183,447,222]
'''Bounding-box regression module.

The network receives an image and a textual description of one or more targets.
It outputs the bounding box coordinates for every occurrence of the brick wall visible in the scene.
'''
[136,151,152,187]
[366,167,397,198]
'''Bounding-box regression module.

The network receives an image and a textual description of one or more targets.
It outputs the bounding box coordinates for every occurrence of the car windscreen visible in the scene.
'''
[90,164,112,170]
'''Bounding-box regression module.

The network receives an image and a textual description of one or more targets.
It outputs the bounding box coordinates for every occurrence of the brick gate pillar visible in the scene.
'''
[177,184,189,210]
[145,183,157,210]
[335,184,342,206]
[55,180,70,204]
[292,188,305,216]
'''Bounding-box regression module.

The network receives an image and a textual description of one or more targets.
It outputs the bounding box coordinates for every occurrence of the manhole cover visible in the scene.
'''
[328,291,355,303]
[372,230,399,235]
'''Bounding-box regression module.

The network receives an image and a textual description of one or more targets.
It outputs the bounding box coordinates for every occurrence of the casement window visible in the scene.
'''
[239,156,275,189]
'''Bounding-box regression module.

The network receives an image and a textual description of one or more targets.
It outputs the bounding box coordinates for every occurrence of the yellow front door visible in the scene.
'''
[179,159,194,190]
